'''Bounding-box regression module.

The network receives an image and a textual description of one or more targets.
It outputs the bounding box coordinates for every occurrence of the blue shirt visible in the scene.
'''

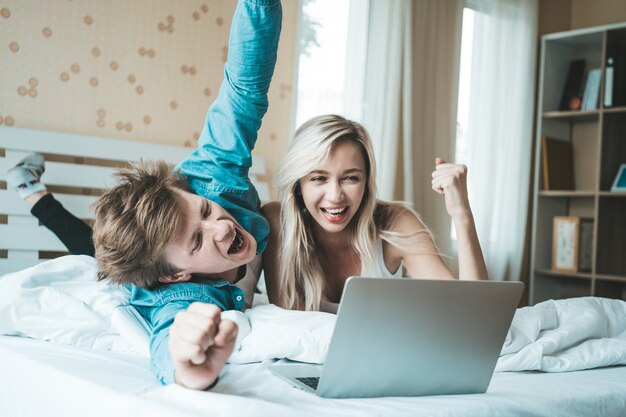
[129,0,282,385]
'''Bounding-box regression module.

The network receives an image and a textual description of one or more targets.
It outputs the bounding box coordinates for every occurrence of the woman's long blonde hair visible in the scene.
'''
[275,115,426,310]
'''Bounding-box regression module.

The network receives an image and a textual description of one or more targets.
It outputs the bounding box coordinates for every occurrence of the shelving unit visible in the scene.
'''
[529,22,626,304]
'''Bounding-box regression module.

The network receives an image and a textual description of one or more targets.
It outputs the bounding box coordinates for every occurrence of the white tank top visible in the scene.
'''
[366,238,403,278]
[320,238,402,313]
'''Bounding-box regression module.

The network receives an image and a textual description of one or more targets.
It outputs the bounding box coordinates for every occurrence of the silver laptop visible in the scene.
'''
[268,277,523,398]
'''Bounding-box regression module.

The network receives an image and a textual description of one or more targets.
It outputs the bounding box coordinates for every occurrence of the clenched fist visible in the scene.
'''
[169,302,238,390]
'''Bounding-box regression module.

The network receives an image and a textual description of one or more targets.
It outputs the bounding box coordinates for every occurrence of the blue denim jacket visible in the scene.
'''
[129,0,281,385]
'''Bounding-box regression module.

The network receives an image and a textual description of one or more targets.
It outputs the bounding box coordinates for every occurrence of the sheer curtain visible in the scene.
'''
[347,0,464,265]
[360,0,413,202]
[409,1,464,265]
[464,0,538,281]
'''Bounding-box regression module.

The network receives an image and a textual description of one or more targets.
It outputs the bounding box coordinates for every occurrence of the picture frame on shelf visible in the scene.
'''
[552,216,580,273]
[577,218,594,272]
[610,163,626,191]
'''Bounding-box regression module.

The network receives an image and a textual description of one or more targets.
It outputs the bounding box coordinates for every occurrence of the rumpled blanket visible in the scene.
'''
[496,296,626,372]
[2,255,625,372]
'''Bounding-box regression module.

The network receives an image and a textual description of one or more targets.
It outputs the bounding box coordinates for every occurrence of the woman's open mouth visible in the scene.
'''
[321,207,349,222]
[228,229,245,254]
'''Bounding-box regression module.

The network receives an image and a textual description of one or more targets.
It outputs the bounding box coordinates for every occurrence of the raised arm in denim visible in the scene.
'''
[133,0,282,385]
[177,0,282,254]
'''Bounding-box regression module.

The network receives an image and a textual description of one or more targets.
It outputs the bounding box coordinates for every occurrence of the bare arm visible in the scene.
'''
[387,209,455,279]
[431,158,488,280]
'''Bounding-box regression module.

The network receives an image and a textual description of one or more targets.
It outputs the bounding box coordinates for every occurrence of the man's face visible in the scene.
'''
[163,189,257,281]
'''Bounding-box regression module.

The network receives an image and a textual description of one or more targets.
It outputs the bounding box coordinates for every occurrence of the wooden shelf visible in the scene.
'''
[539,190,596,197]
[602,106,626,114]
[530,23,626,305]
[599,191,626,197]
[542,107,626,118]
[596,273,626,283]
[542,110,599,120]
[535,269,592,280]
[535,270,626,283]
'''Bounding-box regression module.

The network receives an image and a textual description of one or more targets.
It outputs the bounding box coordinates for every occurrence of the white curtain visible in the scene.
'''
[409,1,464,267]
[344,0,413,202]
[464,0,538,281]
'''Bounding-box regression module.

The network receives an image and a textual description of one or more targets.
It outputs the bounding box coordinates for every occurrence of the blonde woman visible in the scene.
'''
[261,115,488,313]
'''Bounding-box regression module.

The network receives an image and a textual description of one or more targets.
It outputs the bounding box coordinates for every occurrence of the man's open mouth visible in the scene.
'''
[228,229,244,254]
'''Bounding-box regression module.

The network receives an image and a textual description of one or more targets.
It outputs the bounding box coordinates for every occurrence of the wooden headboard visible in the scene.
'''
[0,127,270,275]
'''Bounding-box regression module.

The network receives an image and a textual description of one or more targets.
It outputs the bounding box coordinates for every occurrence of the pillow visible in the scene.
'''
[0,255,134,352]
[228,304,336,364]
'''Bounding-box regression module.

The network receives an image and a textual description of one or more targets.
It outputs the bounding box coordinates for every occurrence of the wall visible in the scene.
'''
[571,0,626,30]
[539,0,626,35]
[0,0,297,193]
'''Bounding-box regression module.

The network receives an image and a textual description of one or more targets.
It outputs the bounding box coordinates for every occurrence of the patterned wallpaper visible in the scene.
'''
[0,0,296,189]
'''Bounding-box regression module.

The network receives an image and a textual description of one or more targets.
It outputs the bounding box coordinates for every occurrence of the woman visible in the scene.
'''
[261,114,487,312]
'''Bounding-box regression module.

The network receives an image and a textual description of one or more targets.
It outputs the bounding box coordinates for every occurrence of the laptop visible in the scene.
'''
[268,277,523,398]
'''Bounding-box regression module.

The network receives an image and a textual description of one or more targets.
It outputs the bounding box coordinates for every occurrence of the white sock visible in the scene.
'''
[6,153,47,200]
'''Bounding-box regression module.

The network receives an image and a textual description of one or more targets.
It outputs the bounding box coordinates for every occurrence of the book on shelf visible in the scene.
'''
[581,68,602,110]
[604,57,614,108]
[605,31,626,108]
[541,137,575,190]
[559,59,586,111]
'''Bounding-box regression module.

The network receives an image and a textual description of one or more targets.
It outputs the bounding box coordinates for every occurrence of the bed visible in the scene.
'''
[1,128,626,417]
[2,335,626,417]
[1,254,626,417]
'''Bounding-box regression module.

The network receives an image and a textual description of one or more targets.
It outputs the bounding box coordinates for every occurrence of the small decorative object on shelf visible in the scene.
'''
[611,163,626,191]
[559,59,586,111]
[552,216,580,273]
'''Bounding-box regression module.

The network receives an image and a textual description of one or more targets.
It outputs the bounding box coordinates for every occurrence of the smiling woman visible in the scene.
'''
[260,114,488,313]
[299,141,366,231]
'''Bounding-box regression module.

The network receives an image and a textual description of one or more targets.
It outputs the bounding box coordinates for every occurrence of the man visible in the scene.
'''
[93,0,281,390]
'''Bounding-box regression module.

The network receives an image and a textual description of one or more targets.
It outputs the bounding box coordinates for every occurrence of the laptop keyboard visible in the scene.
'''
[296,377,320,390]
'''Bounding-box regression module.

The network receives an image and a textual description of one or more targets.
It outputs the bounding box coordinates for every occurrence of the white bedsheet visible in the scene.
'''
[2,335,626,417]
[2,255,626,374]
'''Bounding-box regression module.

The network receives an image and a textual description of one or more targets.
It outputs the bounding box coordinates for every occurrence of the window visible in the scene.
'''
[452,7,476,241]
[294,0,351,129]
[455,7,476,166]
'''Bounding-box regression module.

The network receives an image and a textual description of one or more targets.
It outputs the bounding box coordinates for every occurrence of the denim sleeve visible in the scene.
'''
[177,0,281,201]
[147,301,189,385]
[137,283,246,385]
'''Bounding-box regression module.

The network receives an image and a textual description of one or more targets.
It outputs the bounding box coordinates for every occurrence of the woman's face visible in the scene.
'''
[299,140,367,234]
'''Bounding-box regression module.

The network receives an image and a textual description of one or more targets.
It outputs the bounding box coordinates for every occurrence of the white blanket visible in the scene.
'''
[497,296,626,372]
[0,255,134,352]
[2,255,626,372]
